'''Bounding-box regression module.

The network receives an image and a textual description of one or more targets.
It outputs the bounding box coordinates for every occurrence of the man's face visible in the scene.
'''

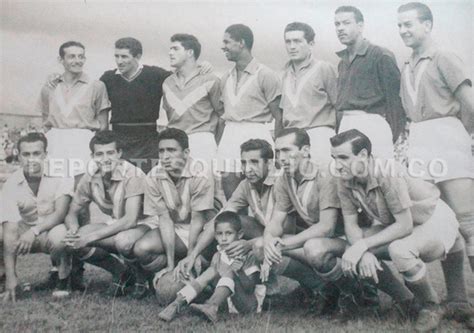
[60,46,86,75]
[19,141,46,176]
[334,12,363,46]
[92,142,122,174]
[331,141,367,181]
[284,30,313,62]
[398,9,430,49]
[169,41,190,68]
[114,48,139,76]
[241,149,270,184]
[221,33,242,62]
[158,139,188,173]
[215,222,241,248]
[275,133,307,176]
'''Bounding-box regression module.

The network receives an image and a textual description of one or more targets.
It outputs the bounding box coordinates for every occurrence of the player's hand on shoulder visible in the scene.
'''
[225,239,251,258]
[198,61,213,75]
[46,73,61,88]
[230,257,244,272]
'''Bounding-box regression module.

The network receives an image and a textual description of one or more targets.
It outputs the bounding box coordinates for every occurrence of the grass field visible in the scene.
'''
[0,253,472,332]
[1,164,473,332]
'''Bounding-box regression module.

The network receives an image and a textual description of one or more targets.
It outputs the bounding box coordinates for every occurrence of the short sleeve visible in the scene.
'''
[92,80,111,114]
[318,174,341,211]
[379,176,412,215]
[54,177,75,201]
[72,176,92,208]
[143,175,168,217]
[321,62,338,105]
[208,77,224,116]
[190,173,215,212]
[436,51,472,93]
[124,175,146,199]
[337,180,358,216]
[224,181,249,212]
[260,68,281,104]
[37,85,51,126]
[0,180,21,223]
[219,72,230,104]
[273,176,293,213]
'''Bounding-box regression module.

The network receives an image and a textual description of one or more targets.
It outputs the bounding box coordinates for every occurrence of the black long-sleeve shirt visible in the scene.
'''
[335,40,407,142]
[100,65,172,124]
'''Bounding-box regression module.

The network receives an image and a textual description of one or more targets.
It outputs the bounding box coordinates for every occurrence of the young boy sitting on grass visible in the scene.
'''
[158,211,264,322]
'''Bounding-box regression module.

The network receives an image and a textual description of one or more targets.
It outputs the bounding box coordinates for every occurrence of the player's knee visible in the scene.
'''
[303,239,330,270]
[133,238,157,260]
[47,224,68,249]
[388,239,416,272]
[114,233,135,256]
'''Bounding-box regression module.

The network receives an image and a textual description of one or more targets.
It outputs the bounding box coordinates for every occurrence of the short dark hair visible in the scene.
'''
[330,129,372,156]
[240,139,274,161]
[225,24,254,50]
[335,6,364,23]
[89,130,123,153]
[284,22,315,43]
[398,2,433,26]
[170,33,201,60]
[275,128,310,149]
[59,41,85,58]
[157,128,189,150]
[215,211,242,232]
[17,132,48,153]
[115,37,143,57]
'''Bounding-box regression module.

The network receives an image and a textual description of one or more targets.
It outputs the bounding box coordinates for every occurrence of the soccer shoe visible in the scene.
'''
[107,268,135,297]
[52,277,71,298]
[394,298,422,322]
[358,279,381,317]
[34,270,59,291]
[158,297,187,322]
[308,284,340,316]
[414,303,444,333]
[337,291,360,319]
[443,301,474,330]
[190,303,219,323]
[131,282,150,300]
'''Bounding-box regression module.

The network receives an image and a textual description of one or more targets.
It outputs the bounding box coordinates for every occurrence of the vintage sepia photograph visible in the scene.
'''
[1,0,473,331]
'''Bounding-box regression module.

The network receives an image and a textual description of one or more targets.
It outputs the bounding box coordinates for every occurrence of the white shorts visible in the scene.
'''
[339,111,394,160]
[407,117,474,183]
[306,126,335,169]
[188,132,217,167]
[216,121,274,173]
[413,199,459,256]
[46,128,94,176]
[174,223,190,248]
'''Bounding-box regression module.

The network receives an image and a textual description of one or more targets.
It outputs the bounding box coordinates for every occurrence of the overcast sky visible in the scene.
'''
[1,0,472,116]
